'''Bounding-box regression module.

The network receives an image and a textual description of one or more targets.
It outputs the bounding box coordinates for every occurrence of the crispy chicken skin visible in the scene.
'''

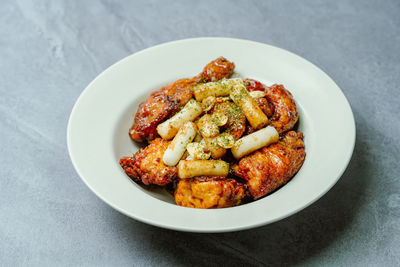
[194,57,236,83]
[119,138,177,186]
[244,79,298,134]
[129,57,235,142]
[129,79,195,142]
[232,131,306,199]
[174,177,246,209]
[254,97,275,118]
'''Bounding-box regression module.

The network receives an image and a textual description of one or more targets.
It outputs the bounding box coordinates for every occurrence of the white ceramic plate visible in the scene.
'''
[67,37,355,233]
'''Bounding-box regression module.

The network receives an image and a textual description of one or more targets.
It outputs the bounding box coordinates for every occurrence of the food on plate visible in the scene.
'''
[120,138,177,186]
[229,80,269,129]
[177,160,229,179]
[244,79,298,134]
[193,78,242,101]
[201,96,216,112]
[194,57,235,83]
[129,79,195,142]
[156,99,202,140]
[254,97,275,118]
[232,131,306,199]
[120,57,306,208]
[197,114,221,138]
[248,90,267,99]
[195,100,246,159]
[231,126,279,159]
[202,135,227,159]
[186,141,211,160]
[174,177,247,209]
[216,132,236,149]
[129,57,234,142]
[163,121,198,166]
[212,101,246,140]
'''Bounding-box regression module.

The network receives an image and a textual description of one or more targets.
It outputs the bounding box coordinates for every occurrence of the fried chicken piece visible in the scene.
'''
[129,57,235,142]
[244,79,298,134]
[254,97,275,118]
[129,79,195,142]
[174,176,246,209]
[119,138,177,186]
[211,101,246,139]
[194,57,236,83]
[232,131,306,199]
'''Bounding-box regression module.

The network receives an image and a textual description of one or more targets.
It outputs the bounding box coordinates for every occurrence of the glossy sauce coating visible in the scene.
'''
[129,79,195,142]
[244,79,298,134]
[120,58,307,209]
[174,176,246,209]
[120,138,177,185]
[232,131,306,199]
[129,57,235,142]
[211,100,246,140]
[254,97,275,118]
[194,57,235,83]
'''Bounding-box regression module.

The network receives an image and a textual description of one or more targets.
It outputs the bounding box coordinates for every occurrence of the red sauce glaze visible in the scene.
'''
[233,131,305,199]
[120,138,177,186]
[119,58,306,209]
[129,57,235,143]
[194,57,235,83]
[129,79,195,142]
[244,78,298,134]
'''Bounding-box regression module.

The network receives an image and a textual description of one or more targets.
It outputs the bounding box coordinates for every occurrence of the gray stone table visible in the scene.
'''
[1,0,399,266]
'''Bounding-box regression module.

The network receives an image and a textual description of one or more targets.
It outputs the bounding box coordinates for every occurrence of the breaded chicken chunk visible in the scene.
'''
[174,176,246,209]
[129,57,235,142]
[232,131,306,199]
[119,138,177,186]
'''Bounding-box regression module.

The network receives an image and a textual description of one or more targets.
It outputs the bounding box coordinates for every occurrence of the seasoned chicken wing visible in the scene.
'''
[129,79,195,142]
[244,79,298,134]
[232,131,305,199]
[195,57,235,83]
[119,138,177,186]
[129,57,235,142]
[174,176,246,209]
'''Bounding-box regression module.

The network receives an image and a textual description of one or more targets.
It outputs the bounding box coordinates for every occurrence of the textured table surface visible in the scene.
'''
[1,0,399,266]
